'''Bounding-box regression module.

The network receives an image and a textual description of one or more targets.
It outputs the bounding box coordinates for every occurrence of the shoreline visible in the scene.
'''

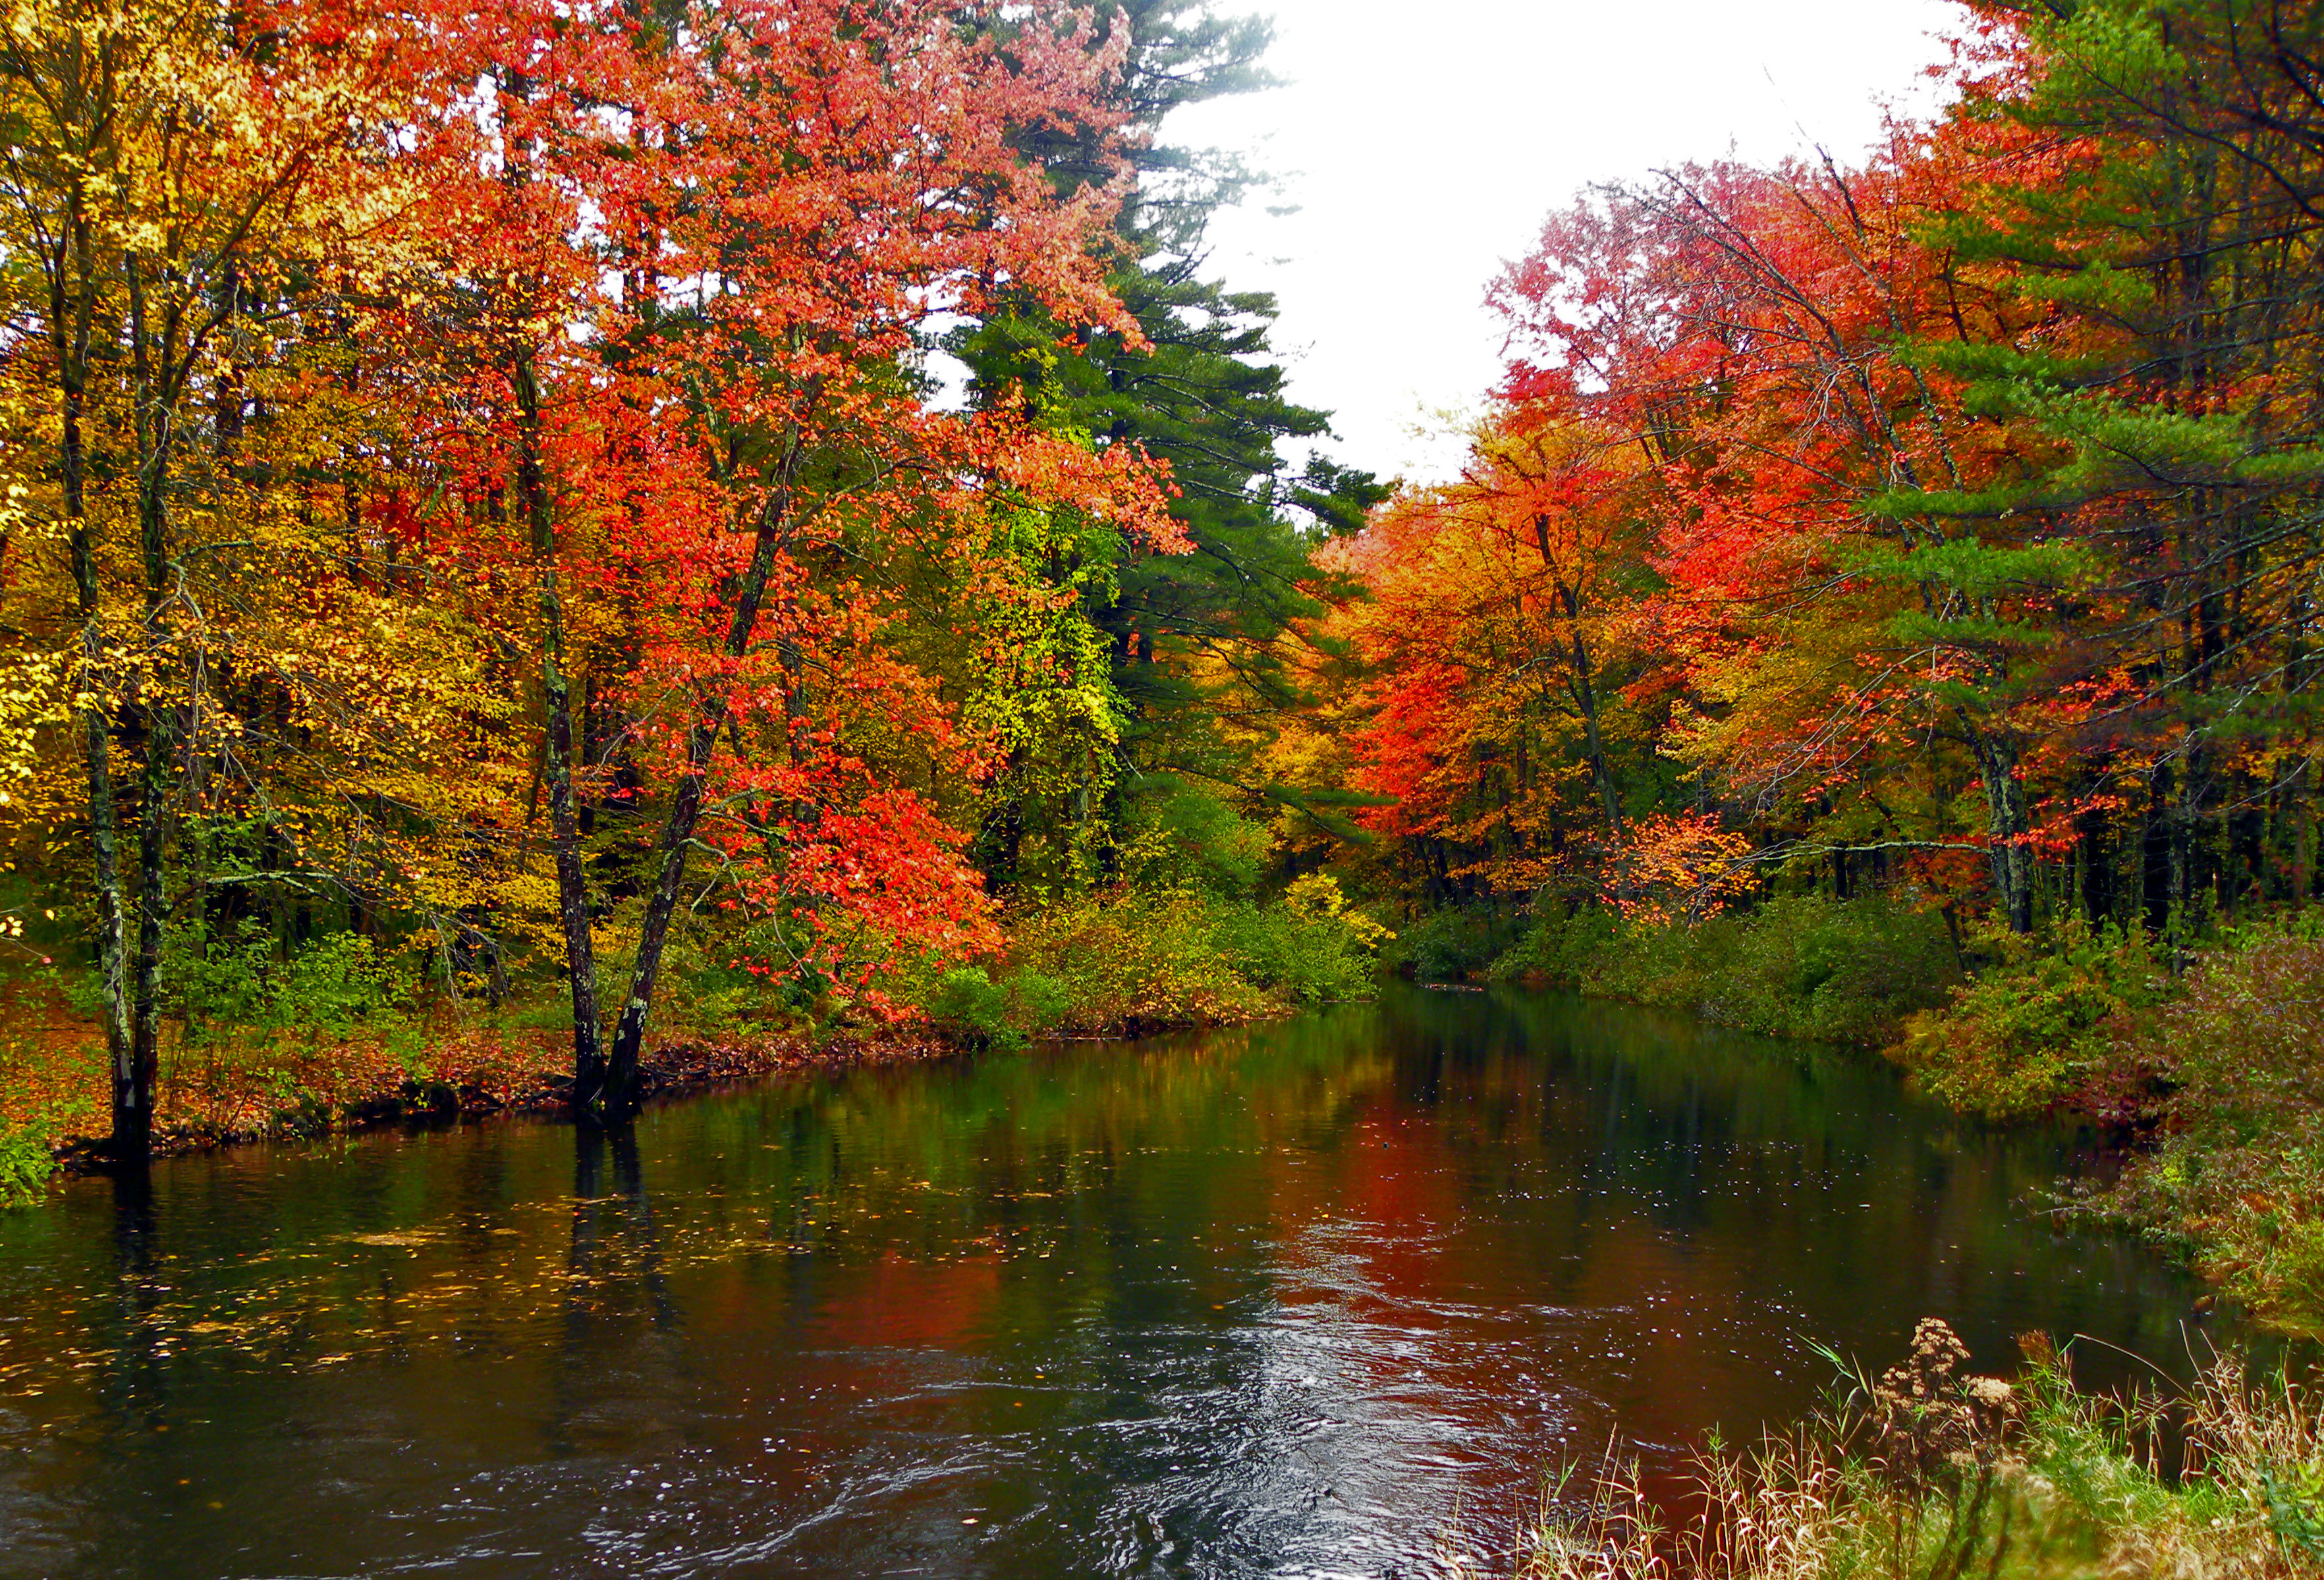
[44,1028,967,1180]
[24,998,1298,1185]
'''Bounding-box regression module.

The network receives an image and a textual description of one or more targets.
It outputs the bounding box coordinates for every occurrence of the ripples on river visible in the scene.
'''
[0,985,2211,1577]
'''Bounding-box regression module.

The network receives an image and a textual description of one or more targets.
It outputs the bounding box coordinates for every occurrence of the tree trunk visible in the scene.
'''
[1532,520,1627,844]
[103,248,184,1168]
[124,394,177,1159]
[1967,724,2036,935]
[1567,636,1625,842]
[47,192,142,1160]
[2294,760,2314,909]
[2167,751,2200,942]
[127,701,169,1157]
[973,751,1028,892]
[515,361,607,1109]
[604,478,796,1118]
[63,371,141,1160]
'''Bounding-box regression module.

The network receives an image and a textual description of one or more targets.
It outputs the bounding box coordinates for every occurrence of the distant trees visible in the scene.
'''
[950,0,1385,895]
[1326,1,2324,939]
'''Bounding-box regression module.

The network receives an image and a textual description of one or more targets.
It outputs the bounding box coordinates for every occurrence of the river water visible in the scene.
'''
[0,985,2215,1577]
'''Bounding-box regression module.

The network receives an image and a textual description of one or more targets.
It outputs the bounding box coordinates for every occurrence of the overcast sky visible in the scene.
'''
[1163,0,1968,483]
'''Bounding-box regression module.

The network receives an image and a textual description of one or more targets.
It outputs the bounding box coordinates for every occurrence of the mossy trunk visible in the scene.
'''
[1968,726,2035,935]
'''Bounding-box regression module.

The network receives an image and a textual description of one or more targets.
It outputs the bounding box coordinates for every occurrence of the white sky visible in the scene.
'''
[1165,0,1968,484]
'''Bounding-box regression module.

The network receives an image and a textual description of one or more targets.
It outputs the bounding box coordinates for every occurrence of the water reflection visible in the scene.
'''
[549,1126,682,1466]
[0,985,2219,1577]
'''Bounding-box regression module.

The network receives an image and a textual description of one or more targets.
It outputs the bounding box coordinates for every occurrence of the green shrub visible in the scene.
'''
[913,876,1391,1039]
[1009,889,1275,1031]
[920,967,1018,1047]
[1890,918,2165,1119]
[1386,904,1526,981]
[169,921,414,1047]
[1713,895,1961,1041]
[1487,904,1619,985]
[0,1124,52,1209]
[920,966,1074,1049]
[2082,926,2324,1334]
[1488,894,1958,1043]
[1121,783,1271,899]
[1584,910,1744,1009]
[642,927,824,1040]
[1210,875,1391,1005]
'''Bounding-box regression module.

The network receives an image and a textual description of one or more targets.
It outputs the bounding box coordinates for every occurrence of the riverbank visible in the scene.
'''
[0,973,961,1202]
[0,875,1397,1205]
[1447,1319,2323,1580]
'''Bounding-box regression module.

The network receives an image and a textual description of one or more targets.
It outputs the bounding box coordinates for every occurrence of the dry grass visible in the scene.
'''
[1441,1322,2324,1580]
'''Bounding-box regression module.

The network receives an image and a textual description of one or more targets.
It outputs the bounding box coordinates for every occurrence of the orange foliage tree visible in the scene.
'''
[0,0,1182,1150]
[362,0,1180,1114]
[1325,2,2324,939]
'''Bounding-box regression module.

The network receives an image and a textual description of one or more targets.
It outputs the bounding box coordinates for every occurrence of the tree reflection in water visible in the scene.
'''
[550,1124,682,1463]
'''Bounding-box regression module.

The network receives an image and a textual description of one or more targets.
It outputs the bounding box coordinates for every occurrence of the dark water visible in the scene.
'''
[0,986,2217,1577]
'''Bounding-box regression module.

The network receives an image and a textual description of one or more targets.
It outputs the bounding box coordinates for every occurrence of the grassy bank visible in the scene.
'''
[0,972,913,1205]
[1444,1320,2323,1580]
[1887,919,2324,1337]
[0,874,1394,1205]
[913,875,1391,1049]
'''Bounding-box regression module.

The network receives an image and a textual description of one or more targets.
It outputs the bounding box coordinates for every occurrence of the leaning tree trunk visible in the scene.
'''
[515,362,607,1111]
[603,474,796,1120]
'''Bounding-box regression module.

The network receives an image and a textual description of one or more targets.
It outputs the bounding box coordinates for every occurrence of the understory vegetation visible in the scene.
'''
[0,771,1393,1193]
[0,844,1390,1192]
[1879,912,2324,1337]
[1480,896,1963,1046]
[1447,1321,2324,1580]
[919,875,1391,1049]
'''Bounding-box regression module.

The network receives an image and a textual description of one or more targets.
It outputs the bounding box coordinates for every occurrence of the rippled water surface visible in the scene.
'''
[0,986,2215,1577]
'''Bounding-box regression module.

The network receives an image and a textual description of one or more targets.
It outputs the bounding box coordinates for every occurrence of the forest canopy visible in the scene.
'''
[1312,1,2324,946]
[7,0,2324,1178]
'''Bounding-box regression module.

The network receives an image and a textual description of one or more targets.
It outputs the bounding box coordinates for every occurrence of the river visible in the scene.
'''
[0,985,2215,1577]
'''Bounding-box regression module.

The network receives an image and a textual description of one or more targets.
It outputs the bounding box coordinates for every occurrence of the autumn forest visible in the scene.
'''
[4,0,2324,1247]
[4,1,2324,1571]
